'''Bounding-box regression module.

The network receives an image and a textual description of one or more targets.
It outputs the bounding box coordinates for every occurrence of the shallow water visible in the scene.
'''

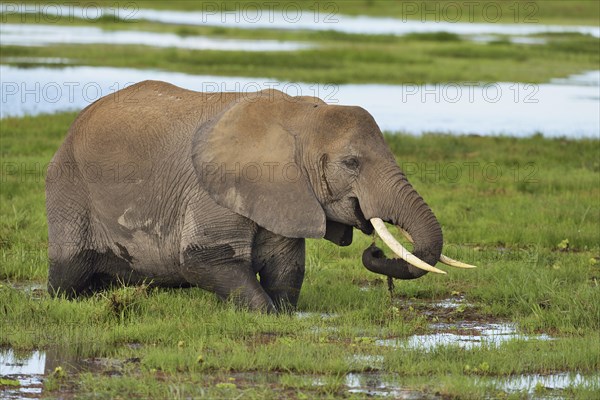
[0,347,128,399]
[430,296,465,309]
[295,311,337,319]
[494,372,599,393]
[469,35,548,44]
[0,349,44,399]
[2,4,598,38]
[2,57,73,65]
[378,322,553,351]
[344,371,600,398]
[369,297,552,352]
[345,373,431,399]
[1,65,598,138]
[0,23,312,52]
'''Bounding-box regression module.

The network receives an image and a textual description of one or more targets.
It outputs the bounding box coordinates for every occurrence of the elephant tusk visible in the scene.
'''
[370,218,446,275]
[439,254,478,269]
[397,227,477,269]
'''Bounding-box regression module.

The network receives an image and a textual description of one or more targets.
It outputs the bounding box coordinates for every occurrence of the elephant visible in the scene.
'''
[46,80,475,312]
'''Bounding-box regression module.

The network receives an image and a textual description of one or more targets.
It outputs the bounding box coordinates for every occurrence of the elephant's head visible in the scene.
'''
[192,90,475,279]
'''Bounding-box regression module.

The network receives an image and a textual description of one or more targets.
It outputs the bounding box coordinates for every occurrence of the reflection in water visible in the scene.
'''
[0,24,312,52]
[0,346,98,399]
[1,349,44,399]
[345,373,427,399]
[376,322,553,351]
[1,65,598,138]
[494,372,599,393]
[551,70,600,87]
[0,349,45,375]
[344,371,599,397]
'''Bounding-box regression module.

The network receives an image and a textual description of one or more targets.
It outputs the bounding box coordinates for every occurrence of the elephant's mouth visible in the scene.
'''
[351,197,373,235]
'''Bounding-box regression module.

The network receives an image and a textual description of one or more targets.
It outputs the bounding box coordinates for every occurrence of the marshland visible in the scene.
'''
[1,1,599,399]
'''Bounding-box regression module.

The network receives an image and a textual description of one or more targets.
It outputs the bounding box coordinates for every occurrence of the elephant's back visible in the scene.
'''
[68,81,235,163]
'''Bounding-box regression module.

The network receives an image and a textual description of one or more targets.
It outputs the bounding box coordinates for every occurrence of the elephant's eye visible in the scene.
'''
[342,156,360,170]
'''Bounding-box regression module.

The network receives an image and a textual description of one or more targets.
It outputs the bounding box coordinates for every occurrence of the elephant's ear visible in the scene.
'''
[192,91,326,238]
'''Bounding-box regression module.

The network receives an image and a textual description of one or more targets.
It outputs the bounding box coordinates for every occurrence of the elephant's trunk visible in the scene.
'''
[359,168,443,280]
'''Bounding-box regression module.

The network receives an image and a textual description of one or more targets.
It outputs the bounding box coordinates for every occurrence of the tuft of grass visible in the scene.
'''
[0,377,20,386]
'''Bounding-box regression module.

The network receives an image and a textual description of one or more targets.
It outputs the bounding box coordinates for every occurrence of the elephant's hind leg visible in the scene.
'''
[48,246,143,297]
[47,211,100,297]
[46,160,97,298]
[47,249,99,298]
[181,245,276,313]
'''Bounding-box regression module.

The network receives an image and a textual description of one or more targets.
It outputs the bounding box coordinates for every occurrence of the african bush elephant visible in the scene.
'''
[46,80,475,312]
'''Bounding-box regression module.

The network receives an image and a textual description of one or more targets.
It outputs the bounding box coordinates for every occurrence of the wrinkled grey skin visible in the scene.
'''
[46,80,442,312]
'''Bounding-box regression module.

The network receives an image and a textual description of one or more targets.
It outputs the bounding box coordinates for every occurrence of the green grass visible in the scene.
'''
[1,112,599,398]
[2,29,599,84]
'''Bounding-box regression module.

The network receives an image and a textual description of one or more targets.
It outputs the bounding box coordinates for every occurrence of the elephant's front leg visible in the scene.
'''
[252,229,305,311]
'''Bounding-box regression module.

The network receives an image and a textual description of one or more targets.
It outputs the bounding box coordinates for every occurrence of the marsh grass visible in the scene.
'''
[2,38,599,85]
[1,112,599,398]
[1,16,599,84]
